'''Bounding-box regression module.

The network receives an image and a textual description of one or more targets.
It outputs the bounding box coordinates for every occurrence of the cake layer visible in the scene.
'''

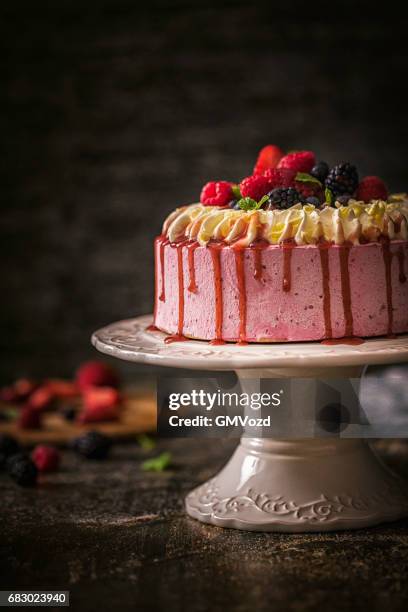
[153,239,408,343]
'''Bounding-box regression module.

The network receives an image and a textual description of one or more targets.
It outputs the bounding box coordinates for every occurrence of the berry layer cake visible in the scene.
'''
[153,146,408,343]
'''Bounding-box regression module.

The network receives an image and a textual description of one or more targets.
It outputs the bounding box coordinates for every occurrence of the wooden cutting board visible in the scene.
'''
[0,389,156,446]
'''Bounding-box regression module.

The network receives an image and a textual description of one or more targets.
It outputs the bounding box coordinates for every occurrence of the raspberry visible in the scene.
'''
[356,176,388,202]
[266,188,305,210]
[294,180,324,203]
[325,163,358,197]
[0,434,20,469]
[32,445,60,472]
[253,144,283,175]
[7,454,38,487]
[76,361,119,392]
[19,406,42,430]
[72,431,112,460]
[277,151,316,174]
[200,181,232,207]
[240,175,271,201]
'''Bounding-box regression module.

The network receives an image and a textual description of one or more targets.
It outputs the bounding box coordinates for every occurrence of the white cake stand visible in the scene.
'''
[92,315,408,532]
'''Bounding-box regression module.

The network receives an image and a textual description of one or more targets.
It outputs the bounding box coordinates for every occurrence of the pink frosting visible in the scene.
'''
[153,239,408,342]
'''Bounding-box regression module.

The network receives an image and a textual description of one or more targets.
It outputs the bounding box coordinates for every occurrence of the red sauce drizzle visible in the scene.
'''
[158,236,169,302]
[339,246,354,337]
[146,324,159,332]
[253,248,263,280]
[318,244,332,338]
[187,241,199,293]
[234,249,247,344]
[209,244,225,345]
[164,243,188,344]
[282,242,294,292]
[321,337,365,346]
[396,247,407,284]
[382,240,394,336]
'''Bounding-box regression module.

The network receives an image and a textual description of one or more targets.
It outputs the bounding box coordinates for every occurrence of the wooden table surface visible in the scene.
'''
[1,438,408,612]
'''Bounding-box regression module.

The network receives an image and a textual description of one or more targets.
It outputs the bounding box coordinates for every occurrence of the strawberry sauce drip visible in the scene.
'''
[318,244,332,338]
[157,236,169,302]
[234,249,247,344]
[209,244,225,345]
[282,242,294,292]
[396,247,407,284]
[382,240,394,336]
[187,241,200,293]
[146,324,159,332]
[164,242,188,344]
[321,337,365,346]
[339,246,354,337]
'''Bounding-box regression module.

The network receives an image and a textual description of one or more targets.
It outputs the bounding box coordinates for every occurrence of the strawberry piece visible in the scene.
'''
[253,145,283,175]
[83,386,121,411]
[32,445,60,472]
[78,405,119,424]
[277,151,316,174]
[356,176,388,202]
[28,386,56,412]
[200,181,232,207]
[0,379,38,403]
[240,175,271,201]
[76,361,119,391]
[19,406,42,430]
[45,379,79,399]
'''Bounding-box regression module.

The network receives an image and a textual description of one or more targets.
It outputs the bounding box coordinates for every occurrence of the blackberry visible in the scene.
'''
[325,163,358,197]
[266,188,305,210]
[60,405,77,422]
[310,161,329,183]
[7,453,38,487]
[0,434,20,470]
[72,431,111,460]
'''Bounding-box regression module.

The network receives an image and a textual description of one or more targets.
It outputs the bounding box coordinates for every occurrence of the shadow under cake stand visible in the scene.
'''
[92,315,408,532]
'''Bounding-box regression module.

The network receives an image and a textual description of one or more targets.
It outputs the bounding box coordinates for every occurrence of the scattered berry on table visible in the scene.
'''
[7,453,38,487]
[0,434,20,469]
[325,163,359,197]
[28,386,55,412]
[18,406,42,430]
[277,151,316,174]
[60,405,77,422]
[80,387,120,422]
[266,188,305,210]
[45,379,79,399]
[253,144,283,175]
[76,361,119,391]
[32,445,60,472]
[72,431,112,460]
[240,175,271,201]
[200,181,232,207]
[310,161,329,183]
[356,176,388,202]
[0,379,37,403]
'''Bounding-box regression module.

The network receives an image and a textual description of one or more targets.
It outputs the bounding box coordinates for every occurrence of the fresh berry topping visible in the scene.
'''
[356,176,388,202]
[0,434,20,469]
[19,406,42,430]
[325,163,359,197]
[32,445,60,472]
[200,181,232,207]
[294,180,323,203]
[7,454,38,487]
[72,431,112,460]
[76,361,119,392]
[310,161,329,183]
[305,196,321,207]
[228,199,238,209]
[240,175,271,201]
[277,151,316,174]
[253,145,283,175]
[262,168,284,190]
[266,188,305,210]
[336,194,352,205]
[28,386,55,412]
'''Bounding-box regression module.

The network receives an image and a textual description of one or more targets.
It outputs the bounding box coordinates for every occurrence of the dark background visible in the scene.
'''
[2,0,408,381]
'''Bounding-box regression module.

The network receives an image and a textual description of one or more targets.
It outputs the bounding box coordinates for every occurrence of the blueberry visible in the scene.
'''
[305,196,321,207]
[310,161,329,183]
[336,194,352,205]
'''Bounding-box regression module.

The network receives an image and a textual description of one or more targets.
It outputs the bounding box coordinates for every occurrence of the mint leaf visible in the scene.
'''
[238,194,269,211]
[137,434,156,451]
[231,184,242,199]
[325,188,333,205]
[295,172,322,187]
[142,452,172,472]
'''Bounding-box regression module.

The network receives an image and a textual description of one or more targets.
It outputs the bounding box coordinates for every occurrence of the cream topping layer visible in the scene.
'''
[162,196,408,247]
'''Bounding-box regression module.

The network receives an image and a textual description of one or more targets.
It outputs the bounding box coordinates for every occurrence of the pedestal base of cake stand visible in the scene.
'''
[92,316,408,532]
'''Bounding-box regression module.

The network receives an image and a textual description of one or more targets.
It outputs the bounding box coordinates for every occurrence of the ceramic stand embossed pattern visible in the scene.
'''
[92,317,408,532]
